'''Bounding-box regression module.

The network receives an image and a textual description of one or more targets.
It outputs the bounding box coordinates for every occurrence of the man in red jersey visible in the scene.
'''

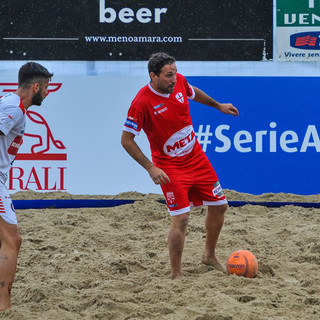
[121,52,239,279]
[0,62,53,311]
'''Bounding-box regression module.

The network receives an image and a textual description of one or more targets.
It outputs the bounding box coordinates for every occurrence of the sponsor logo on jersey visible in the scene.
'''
[163,125,196,157]
[128,116,137,121]
[153,103,164,109]
[8,135,23,156]
[153,103,167,115]
[175,92,184,103]
[154,107,168,115]
[290,32,320,50]
[125,118,138,130]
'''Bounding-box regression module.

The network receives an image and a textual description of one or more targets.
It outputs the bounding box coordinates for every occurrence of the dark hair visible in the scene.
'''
[148,52,175,76]
[18,62,53,87]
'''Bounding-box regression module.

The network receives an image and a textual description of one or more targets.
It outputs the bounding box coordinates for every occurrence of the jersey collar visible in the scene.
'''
[13,93,26,114]
[19,99,26,114]
[148,84,170,98]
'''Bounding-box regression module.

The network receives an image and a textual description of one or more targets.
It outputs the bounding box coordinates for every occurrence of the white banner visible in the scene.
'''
[277,0,320,61]
[277,26,320,61]
[1,73,161,195]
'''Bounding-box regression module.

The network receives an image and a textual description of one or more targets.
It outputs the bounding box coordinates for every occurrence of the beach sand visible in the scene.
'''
[2,190,320,319]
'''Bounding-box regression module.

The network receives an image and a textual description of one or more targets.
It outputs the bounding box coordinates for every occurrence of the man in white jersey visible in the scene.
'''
[0,62,53,311]
[121,52,239,279]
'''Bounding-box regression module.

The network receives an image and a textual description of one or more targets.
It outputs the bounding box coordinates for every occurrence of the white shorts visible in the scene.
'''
[0,182,17,225]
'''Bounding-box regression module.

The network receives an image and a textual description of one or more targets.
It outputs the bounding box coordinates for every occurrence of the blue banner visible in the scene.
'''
[187,76,320,195]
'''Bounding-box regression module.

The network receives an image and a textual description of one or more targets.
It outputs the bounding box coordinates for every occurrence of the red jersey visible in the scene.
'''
[123,73,205,169]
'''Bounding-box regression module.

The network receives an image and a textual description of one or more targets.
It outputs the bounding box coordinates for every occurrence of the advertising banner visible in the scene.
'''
[188,76,320,195]
[0,0,273,61]
[1,74,319,196]
[0,74,155,196]
[277,0,320,61]
[1,83,67,193]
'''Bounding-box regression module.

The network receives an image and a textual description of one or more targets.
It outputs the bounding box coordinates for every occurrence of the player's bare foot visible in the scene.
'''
[171,273,182,280]
[201,255,227,273]
[0,305,11,313]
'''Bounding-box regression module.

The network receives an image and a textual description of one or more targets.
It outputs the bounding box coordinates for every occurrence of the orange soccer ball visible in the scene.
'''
[226,250,258,278]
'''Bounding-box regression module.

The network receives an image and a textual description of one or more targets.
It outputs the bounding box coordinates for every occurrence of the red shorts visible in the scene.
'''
[160,155,227,216]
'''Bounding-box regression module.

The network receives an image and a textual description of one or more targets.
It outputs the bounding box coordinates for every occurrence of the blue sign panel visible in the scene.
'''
[187,76,320,195]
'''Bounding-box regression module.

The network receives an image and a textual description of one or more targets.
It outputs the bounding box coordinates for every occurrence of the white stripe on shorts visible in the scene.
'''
[168,206,191,216]
[202,199,228,206]
[167,199,228,216]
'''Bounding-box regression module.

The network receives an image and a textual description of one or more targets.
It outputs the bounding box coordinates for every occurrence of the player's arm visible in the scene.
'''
[121,131,170,185]
[192,86,239,117]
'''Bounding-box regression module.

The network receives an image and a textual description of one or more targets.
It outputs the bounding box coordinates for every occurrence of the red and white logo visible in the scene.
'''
[163,125,196,157]
[166,192,175,204]
[1,83,65,160]
[18,110,66,161]
[8,135,23,156]
[175,92,184,103]
[1,83,67,192]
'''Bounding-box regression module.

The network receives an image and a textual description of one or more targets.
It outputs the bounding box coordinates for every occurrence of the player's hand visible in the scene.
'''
[218,103,239,117]
[148,166,170,185]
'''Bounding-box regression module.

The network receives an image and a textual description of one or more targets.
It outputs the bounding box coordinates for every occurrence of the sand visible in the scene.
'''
[1,190,320,320]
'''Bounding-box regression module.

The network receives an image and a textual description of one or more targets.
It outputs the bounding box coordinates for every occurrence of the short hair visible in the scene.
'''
[148,52,176,76]
[18,62,53,87]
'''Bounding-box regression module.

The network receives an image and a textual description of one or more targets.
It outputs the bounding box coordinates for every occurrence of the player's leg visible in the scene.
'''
[0,185,22,312]
[190,156,228,272]
[201,204,227,272]
[168,212,190,279]
[0,217,22,311]
[161,171,192,279]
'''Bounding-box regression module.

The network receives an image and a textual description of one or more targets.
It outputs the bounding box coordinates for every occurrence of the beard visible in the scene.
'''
[166,84,175,93]
[31,90,44,106]
[158,83,175,94]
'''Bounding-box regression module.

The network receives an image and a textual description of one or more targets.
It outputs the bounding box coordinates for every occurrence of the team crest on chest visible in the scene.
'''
[175,92,184,103]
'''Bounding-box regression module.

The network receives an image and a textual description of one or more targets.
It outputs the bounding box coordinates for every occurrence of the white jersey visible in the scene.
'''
[0,93,26,183]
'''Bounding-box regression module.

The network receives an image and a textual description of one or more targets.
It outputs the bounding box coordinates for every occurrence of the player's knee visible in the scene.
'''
[176,213,189,232]
[4,232,22,253]
[220,203,228,213]
[208,203,228,215]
